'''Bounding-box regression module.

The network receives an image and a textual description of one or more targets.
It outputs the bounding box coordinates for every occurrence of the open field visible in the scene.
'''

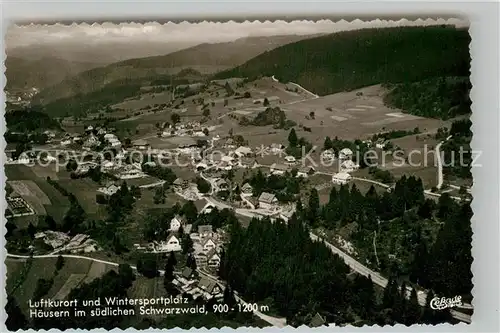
[6,164,71,221]
[128,276,166,299]
[56,178,108,218]
[6,256,116,315]
[282,85,448,143]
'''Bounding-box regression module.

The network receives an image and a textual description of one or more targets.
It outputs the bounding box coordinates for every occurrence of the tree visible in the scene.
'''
[202,108,210,117]
[182,234,194,254]
[27,222,36,238]
[309,111,315,119]
[167,251,178,268]
[186,253,197,270]
[33,278,54,301]
[118,264,135,289]
[56,255,65,271]
[6,297,28,331]
[171,112,181,124]
[224,99,228,107]
[263,97,270,106]
[137,256,159,278]
[196,177,211,194]
[223,284,237,308]
[181,201,198,223]
[307,189,320,226]
[324,136,333,150]
[153,187,165,204]
[288,128,298,147]
[244,91,251,98]
[203,128,209,136]
[406,287,422,324]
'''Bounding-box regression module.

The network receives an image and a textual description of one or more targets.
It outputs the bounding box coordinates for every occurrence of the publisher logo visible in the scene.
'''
[430,296,463,310]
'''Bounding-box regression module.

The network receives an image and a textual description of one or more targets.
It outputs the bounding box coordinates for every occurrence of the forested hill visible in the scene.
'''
[214,26,470,96]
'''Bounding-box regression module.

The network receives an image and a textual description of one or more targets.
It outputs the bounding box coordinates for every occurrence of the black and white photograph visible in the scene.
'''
[4,18,474,330]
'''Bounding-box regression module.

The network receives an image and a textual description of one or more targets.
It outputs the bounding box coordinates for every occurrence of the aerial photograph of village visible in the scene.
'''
[5,19,473,330]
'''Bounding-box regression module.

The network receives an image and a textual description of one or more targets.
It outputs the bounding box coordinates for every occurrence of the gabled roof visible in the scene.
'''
[202,237,216,248]
[182,267,194,279]
[173,178,184,186]
[198,224,213,234]
[258,192,277,204]
[198,277,220,293]
[309,312,326,327]
[172,215,186,224]
[166,234,179,243]
[207,248,220,260]
[270,163,289,171]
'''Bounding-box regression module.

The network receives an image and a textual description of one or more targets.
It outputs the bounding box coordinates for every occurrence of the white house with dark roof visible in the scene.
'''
[156,234,181,252]
[241,183,253,195]
[207,249,221,268]
[170,215,186,232]
[270,163,289,175]
[202,238,217,252]
[339,148,353,160]
[198,225,213,238]
[332,172,352,185]
[340,160,359,173]
[258,192,278,210]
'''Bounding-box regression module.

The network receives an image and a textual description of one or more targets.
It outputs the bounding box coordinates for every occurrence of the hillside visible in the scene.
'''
[214,26,471,96]
[5,56,102,91]
[34,34,319,104]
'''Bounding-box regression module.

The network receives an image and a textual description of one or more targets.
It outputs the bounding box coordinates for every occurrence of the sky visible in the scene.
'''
[7,18,468,49]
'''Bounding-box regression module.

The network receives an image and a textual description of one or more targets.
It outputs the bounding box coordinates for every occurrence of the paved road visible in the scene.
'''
[436,136,452,189]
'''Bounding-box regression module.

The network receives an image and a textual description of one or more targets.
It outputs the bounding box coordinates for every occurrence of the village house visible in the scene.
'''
[234,146,253,158]
[83,133,100,150]
[284,155,297,165]
[224,138,236,149]
[197,277,223,300]
[332,172,352,185]
[194,251,208,268]
[258,192,278,210]
[60,138,72,146]
[375,138,387,149]
[194,199,215,215]
[253,96,280,104]
[97,184,120,196]
[198,225,214,238]
[339,147,353,160]
[207,249,221,268]
[270,143,285,154]
[173,178,189,190]
[340,160,360,173]
[156,234,181,252]
[321,149,336,161]
[297,166,315,178]
[309,313,327,327]
[202,238,217,252]
[270,163,289,176]
[215,178,229,191]
[102,160,115,170]
[241,183,253,195]
[170,215,186,232]
[181,267,195,280]
[132,139,150,150]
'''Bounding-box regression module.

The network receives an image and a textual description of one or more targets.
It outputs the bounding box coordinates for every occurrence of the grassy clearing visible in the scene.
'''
[56,178,108,219]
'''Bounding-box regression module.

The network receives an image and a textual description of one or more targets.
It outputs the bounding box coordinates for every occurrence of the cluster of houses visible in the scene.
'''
[161,121,208,138]
[34,231,99,253]
[172,268,225,302]
[60,126,123,150]
[134,199,224,271]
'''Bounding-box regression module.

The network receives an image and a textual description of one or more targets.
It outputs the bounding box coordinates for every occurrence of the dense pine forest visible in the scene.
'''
[383,76,471,120]
[214,26,470,96]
